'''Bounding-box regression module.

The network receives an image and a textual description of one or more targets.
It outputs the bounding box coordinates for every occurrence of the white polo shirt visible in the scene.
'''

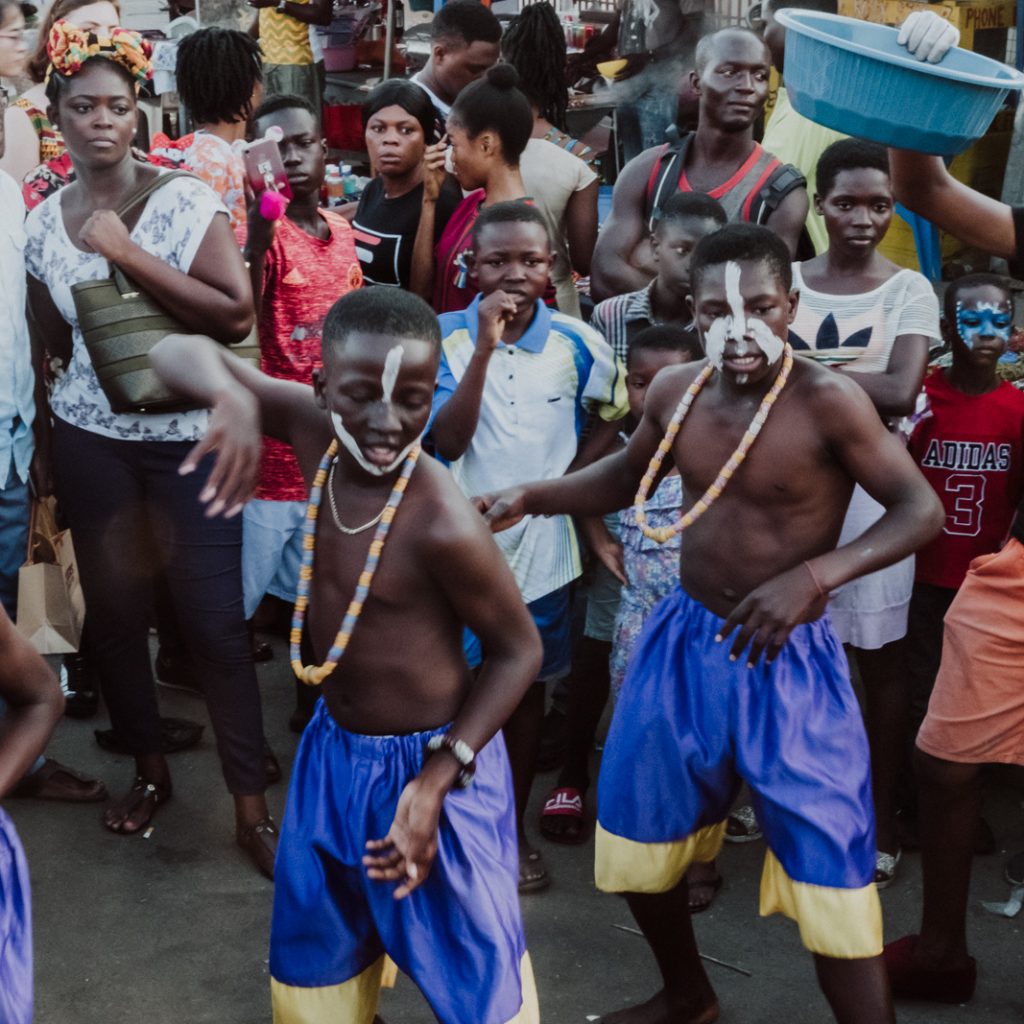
[431,296,627,602]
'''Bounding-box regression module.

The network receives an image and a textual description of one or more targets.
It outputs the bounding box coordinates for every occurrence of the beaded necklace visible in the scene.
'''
[290,439,421,686]
[634,344,794,544]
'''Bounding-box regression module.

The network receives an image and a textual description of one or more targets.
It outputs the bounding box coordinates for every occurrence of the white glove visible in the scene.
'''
[897,10,960,64]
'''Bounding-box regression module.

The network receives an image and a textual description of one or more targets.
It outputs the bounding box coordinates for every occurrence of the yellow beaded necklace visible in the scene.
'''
[290,440,421,686]
[634,344,795,544]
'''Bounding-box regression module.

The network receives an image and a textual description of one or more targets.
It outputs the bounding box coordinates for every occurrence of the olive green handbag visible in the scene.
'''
[71,170,259,415]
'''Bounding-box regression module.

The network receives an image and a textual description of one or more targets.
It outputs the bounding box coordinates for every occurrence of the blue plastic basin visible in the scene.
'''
[777,10,1024,155]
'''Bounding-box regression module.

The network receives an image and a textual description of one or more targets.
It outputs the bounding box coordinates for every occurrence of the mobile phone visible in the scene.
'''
[242,137,292,200]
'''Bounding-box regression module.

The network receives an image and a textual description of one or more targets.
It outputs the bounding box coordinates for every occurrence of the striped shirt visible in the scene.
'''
[590,282,697,365]
[431,296,628,602]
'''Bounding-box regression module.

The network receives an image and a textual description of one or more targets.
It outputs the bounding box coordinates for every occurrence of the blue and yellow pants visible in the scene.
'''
[596,586,883,959]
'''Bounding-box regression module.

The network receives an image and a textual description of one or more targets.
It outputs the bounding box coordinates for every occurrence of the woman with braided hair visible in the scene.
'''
[502,1,598,317]
[24,21,280,878]
[150,26,263,231]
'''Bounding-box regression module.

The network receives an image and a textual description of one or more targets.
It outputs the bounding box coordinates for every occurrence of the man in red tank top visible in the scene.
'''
[591,28,807,300]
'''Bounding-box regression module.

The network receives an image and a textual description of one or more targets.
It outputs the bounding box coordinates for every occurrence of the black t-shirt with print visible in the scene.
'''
[351,176,461,290]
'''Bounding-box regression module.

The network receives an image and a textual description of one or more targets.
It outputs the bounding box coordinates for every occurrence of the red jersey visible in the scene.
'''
[245,210,363,500]
[908,369,1024,588]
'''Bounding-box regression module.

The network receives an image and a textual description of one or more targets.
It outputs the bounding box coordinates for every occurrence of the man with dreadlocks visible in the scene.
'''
[502,1,599,318]
[150,26,263,231]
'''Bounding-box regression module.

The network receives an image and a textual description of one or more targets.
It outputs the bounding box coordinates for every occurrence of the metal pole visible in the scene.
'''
[383,0,395,79]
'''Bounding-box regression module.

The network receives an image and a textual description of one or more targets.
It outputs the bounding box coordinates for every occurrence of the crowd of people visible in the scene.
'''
[0,0,1022,1021]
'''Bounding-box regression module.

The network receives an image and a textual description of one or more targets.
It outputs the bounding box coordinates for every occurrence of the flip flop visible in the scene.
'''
[519,847,551,894]
[539,786,588,845]
[687,872,723,914]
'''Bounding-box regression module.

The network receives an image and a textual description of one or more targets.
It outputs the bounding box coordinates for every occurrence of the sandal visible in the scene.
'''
[687,868,723,915]
[874,848,902,889]
[103,775,172,835]
[237,817,279,881]
[518,846,551,894]
[11,758,108,802]
[724,805,762,844]
[539,786,587,845]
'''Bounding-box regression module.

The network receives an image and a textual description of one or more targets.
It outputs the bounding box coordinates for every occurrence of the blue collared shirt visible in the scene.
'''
[431,295,628,602]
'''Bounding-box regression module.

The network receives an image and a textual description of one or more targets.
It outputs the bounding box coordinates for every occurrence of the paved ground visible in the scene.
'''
[7,638,1024,1023]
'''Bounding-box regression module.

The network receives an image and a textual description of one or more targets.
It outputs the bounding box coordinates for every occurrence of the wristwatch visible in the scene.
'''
[425,733,477,788]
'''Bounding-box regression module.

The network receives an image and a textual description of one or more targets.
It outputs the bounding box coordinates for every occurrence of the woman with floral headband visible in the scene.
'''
[0,0,119,190]
[24,21,280,878]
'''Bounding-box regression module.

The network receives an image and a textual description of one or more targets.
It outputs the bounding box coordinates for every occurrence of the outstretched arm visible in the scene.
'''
[590,149,660,300]
[719,373,944,665]
[887,11,1018,258]
[889,152,1017,260]
[364,483,542,898]
[0,608,64,798]
[478,364,681,528]
[150,333,321,515]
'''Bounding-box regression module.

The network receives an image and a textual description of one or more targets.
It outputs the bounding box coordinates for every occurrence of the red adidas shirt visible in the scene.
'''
[908,369,1024,588]
[241,209,363,501]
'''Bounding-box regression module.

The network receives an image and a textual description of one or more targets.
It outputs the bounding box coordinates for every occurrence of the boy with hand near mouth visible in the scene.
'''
[149,288,542,1024]
[477,224,943,1024]
[429,201,628,893]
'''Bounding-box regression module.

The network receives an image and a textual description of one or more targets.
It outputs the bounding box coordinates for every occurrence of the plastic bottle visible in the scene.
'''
[325,164,345,206]
[563,14,574,47]
[341,163,359,198]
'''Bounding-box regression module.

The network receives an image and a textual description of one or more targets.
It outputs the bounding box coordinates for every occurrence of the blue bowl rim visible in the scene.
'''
[776,9,1024,90]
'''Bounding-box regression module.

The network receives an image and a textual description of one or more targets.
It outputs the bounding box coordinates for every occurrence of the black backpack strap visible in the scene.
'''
[644,132,693,231]
[749,162,806,226]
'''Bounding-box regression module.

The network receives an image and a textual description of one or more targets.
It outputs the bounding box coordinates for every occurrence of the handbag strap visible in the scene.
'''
[114,169,201,220]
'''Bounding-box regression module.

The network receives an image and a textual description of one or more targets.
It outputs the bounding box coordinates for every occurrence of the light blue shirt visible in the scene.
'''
[0,172,35,486]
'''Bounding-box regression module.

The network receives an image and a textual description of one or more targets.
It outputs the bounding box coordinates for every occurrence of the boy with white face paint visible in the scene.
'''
[476,224,945,1024]
[148,289,545,1024]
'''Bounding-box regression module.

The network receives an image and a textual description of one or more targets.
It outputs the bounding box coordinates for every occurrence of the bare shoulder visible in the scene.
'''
[612,146,663,205]
[408,455,491,550]
[790,356,881,431]
[645,360,709,423]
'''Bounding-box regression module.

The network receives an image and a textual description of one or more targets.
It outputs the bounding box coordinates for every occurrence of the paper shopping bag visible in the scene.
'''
[16,497,86,654]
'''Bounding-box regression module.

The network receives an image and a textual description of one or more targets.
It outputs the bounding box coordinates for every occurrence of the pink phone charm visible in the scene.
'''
[235,125,292,221]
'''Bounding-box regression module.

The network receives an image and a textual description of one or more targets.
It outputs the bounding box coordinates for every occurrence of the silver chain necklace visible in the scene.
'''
[326,458,387,535]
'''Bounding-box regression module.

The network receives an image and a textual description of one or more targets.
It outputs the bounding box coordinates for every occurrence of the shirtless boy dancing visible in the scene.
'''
[150,288,542,1024]
[479,224,943,1024]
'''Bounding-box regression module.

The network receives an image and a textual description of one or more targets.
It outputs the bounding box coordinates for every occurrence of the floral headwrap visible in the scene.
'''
[45,20,153,90]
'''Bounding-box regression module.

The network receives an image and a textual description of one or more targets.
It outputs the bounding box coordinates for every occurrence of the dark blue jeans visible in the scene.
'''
[52,418,266,795]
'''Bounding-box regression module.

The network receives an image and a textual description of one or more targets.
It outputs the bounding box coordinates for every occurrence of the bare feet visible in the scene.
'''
[686,861,723,914]
[601,989,720,1024]
[13,758,107,802]
[103,775,172,834]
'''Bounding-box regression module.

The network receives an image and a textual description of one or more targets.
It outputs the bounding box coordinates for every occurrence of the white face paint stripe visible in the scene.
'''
[381,345,403,406]
[330,409,421,478]
[724,261,750,356]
